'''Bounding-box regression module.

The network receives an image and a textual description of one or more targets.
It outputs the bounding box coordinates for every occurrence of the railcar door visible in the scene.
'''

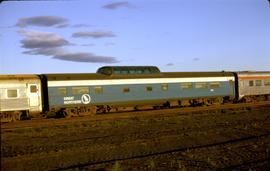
[28,84,39,108]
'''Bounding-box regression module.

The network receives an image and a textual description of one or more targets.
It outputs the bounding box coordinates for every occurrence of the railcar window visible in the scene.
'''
[143,69,151,74]
[114,69,121,74]
[255,80,262,86]
[161,84,168,91]
[30,85,37,93]
[195,82,208,89]
[129,70,136,74]
[123,87,130,93]
[99,68,112,75]
[181,83,193,89]
[121,70,128,74]
[210,82,221,88]
[249,80,254,87]
[146,86,153,92]
[136,70,143,74]
[72,87,89,95]
[95,86,103,94]
[7,89,18,98]
[58,88,67,96]
[264,80,270,86]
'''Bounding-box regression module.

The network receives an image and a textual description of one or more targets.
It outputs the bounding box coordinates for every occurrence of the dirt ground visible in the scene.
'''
[1,105,270,171]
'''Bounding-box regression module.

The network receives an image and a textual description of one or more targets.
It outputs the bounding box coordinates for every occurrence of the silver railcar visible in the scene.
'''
[237,71,270,101]
[0,75,43,122]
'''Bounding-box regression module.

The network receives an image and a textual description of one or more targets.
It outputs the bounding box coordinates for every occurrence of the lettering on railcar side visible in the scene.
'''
[63,94,91,105]
[64,96,74,101]
[63,96,81,104]
[64,100,82,104]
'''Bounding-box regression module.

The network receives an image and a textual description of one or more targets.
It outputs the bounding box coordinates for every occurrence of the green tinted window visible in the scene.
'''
[255,80,262,86]
[146,86,153,92]
[249,80,254,87]
[7,89,18,98]
[210,82,220,88]
[30,85,37,93]
[72,87,89,95]
[95,86,103,94]
[181,83,193,89]
[123,87,130,93]
[58,88,67,96]
[264,80,270,86]
[195,82,208,89]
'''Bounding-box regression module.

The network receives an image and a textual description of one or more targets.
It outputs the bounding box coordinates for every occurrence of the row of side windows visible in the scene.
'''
[57,82,222,96]
[182,82,221,89]
[249,80,270,87]
[4,85,38,99]
[124,85,164,93]
[58,86,102,96]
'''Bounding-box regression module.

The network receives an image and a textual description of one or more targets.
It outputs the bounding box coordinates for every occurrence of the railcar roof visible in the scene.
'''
[237,71,270,75]
[0,74,39,80]
[163,72,234,77]
[43,71,234,81]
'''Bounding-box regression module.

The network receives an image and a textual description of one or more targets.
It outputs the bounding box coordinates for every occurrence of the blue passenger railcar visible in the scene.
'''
[42,66,235,115]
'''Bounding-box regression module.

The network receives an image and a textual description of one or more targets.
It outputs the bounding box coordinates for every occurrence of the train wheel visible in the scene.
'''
[56,109,68,118]
[14,112,22,121]
[20,111,29,120]
[1,113,12,122]
[89,106,97,115]
[267,95,270,101]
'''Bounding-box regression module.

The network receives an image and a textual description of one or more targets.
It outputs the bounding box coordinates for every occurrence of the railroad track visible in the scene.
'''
[2,101,270,131]
[52,132,270,170]
[2,103,270,170]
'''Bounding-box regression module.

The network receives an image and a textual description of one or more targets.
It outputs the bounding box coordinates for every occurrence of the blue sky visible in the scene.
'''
[0,0,270,74]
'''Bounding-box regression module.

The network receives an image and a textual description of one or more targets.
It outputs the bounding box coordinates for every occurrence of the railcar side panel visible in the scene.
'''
[0,83,29,111]
[0,75,43,119]
[237,72,270,99]
[46,76,235,108]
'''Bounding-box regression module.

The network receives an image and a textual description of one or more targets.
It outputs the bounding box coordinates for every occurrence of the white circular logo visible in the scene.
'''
[81,94,91,104]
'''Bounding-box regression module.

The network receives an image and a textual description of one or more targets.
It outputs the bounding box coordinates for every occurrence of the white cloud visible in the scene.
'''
[16,16,68,28]
[72,31,116,38]
[18,30,70,48]
[18,30,119,63]
[102,1,133,10]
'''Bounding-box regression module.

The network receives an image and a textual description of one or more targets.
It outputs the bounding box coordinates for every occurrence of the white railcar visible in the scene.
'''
[0,75,42,122]
[237,71,270,101]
